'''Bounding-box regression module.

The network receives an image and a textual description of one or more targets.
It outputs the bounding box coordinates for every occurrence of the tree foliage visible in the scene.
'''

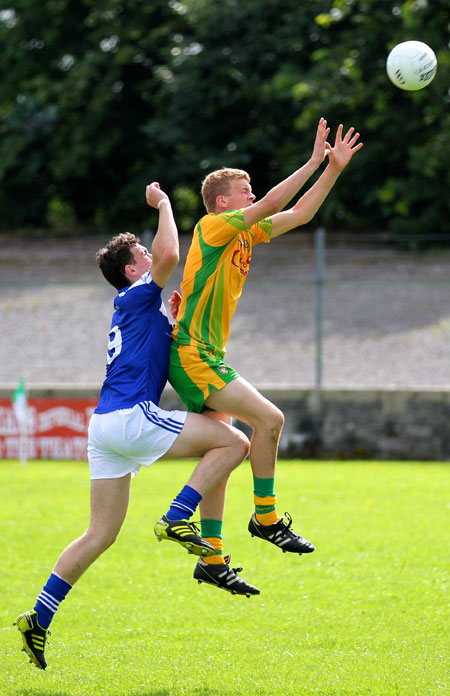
[0,0,448,238]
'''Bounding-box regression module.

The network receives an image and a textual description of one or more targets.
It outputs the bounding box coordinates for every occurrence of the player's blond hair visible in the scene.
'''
[201,167,250,213]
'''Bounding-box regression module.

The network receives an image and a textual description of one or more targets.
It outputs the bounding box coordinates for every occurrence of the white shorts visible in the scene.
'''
[88,401,187,480]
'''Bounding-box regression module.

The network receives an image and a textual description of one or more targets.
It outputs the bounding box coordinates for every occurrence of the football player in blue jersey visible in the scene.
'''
[15,182,254,671]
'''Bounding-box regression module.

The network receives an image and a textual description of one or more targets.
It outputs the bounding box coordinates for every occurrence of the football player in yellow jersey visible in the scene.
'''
[163,119,363,596]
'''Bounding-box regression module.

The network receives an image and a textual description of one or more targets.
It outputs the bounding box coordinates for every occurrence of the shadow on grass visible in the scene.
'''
[130,692,236,696]
[19,691,235,696]
[19,692,68,696]
[131,692,237,696]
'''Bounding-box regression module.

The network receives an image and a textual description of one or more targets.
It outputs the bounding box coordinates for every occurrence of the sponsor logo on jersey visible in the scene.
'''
[231,235,252,277]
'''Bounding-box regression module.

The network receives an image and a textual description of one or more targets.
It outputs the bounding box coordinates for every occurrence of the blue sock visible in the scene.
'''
[34,572,72,629]
[165,485,202,521]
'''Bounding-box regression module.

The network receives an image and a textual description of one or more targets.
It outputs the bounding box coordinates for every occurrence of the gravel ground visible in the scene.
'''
[2,232,450,390]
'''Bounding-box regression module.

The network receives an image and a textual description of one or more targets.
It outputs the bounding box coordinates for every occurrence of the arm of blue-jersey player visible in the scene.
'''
[145,183,179,288]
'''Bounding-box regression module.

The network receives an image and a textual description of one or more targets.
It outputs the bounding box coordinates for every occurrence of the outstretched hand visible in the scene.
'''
[311,117,331,166]
[326,124,363,172]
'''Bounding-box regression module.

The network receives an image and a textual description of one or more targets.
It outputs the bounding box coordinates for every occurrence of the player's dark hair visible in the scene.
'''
[96,232,140,290]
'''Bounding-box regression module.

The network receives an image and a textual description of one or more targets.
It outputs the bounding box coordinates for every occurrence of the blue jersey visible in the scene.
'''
[95,271,172,414]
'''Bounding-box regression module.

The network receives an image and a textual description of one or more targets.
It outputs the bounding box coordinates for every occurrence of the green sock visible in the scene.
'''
[253,477,277,520]
[201,518,223,539]
[253,476,275,498]
[201,519,224,561]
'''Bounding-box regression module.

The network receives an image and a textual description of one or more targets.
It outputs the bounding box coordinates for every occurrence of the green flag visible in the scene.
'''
[12,378,28,428]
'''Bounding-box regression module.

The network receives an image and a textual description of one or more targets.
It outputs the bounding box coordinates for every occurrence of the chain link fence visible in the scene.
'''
[226,231,450,389]
[1,232,449,389]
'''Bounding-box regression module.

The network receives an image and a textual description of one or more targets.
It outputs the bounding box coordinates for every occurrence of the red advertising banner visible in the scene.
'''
[0,398,97,460]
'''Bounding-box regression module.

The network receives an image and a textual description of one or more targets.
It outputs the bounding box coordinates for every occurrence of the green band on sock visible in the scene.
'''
[253,477,275,498]
[201,519,223,539]
[255,504,276,514]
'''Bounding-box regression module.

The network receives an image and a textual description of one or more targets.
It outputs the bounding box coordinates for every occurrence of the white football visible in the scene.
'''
[386,41,437,91]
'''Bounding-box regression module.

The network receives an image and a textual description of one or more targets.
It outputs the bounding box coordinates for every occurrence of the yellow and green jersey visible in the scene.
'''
[172,209,272,353]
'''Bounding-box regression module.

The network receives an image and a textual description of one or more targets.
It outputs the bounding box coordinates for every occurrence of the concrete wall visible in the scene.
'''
[2,384,449,461]
[255,387,450,461]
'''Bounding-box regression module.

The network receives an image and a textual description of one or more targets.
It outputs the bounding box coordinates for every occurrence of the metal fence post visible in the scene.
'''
[315,227,325,394]
[142,229,153,250]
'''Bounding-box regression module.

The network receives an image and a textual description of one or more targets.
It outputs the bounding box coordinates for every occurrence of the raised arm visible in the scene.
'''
[145,182,179,287]
[270,124,363,239]
[243,117,331,229]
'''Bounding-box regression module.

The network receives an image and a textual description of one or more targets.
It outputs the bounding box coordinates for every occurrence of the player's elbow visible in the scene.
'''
[152,251,179,283]
[167,248,180,266]
[292,209,313,227]
[299,213,314,225]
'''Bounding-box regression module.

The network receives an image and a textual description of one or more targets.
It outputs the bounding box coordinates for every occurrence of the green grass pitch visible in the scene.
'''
[1,458,448,696]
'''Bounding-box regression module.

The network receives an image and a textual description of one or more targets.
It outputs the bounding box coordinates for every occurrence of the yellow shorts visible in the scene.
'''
[169,342,239,413]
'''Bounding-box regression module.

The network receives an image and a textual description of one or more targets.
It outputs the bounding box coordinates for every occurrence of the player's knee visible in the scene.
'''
[224,426,250,470]
[275,407,285,432]
[234,429,250,462]
[261,403,284,438]
[248,400,284,437]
